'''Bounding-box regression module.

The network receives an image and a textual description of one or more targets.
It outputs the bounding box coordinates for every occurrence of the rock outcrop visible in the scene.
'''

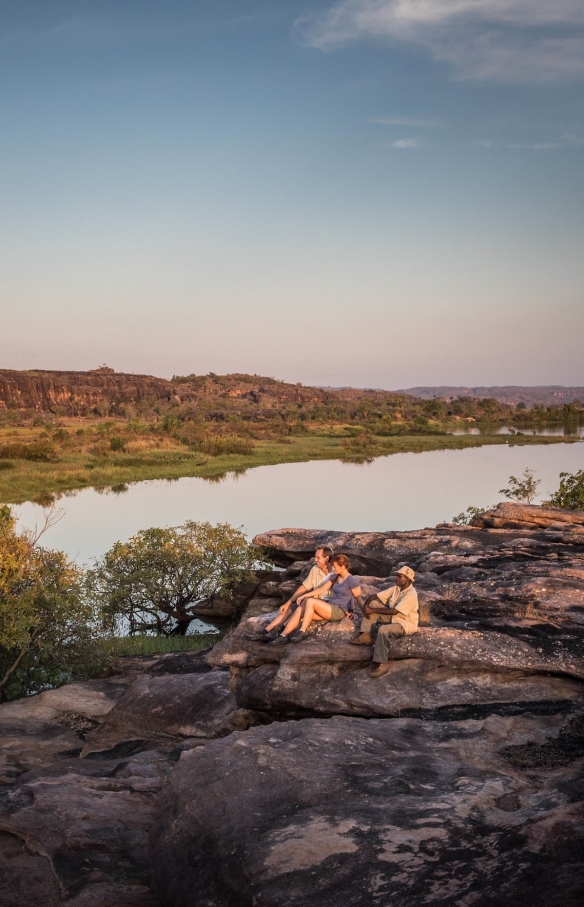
[470,502,584,531]
[2,506,584,905]
[0,651,255,906]
[152,713,584,907]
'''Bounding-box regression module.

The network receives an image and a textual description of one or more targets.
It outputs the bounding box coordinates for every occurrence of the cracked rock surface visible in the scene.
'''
[2,506,584,905]
[152,713,584,907]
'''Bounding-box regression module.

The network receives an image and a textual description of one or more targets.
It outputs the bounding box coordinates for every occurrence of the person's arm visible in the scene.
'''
[350,584,364,615]
[297,578,333,604]
[363,588,399,616]
[277,582,309,614]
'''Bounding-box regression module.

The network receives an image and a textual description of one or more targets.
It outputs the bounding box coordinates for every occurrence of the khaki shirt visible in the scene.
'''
[376,585,419,635]
[303,565,331,599]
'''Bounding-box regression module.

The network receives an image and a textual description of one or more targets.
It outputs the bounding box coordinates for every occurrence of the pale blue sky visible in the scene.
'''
[1,0,583,388]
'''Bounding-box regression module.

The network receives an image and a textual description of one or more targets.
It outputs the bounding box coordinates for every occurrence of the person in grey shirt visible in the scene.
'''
[251,546,333,642]
[271,554,363,644]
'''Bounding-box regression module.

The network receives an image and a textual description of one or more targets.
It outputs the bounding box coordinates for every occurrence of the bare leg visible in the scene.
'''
[265,604,294,633]
[281,604,305,636]
[300,598,333,632]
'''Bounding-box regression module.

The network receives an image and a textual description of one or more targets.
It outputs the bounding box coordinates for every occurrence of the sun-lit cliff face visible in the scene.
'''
[0,367,416,419]
[0,368,175,415]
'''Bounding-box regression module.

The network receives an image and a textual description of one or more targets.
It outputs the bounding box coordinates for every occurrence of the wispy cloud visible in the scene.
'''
[390,138,421,148]
[372,116,437,127]
[296,0,584,82]
[472,133,584,149]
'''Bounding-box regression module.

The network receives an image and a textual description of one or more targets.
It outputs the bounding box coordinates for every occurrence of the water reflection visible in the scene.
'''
[451,422,584,438]
[13,440,584,564]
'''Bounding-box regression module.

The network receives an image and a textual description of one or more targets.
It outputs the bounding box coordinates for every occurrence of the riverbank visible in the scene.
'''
[1,430,579,504]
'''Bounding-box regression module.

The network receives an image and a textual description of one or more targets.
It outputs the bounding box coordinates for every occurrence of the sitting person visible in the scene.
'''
[271,554,363,644]
[252,546,333,642]
[350,566,418,677]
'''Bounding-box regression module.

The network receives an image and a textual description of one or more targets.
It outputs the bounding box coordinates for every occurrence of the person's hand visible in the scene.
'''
[279,602,290,614]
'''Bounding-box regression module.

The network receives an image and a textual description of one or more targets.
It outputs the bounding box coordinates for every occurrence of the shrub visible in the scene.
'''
[0,440,58,462]
[499,468,540,504]
[109,436,125,452]
[452,505,493,525]
[0,507,99,701]
[547,470,584,511]
[87,521,264,636]
[198,434,255,456]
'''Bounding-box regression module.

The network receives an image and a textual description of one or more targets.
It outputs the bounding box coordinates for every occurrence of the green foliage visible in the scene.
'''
[87,521,263,635]
[499,468,540,504]
[0,507,98,700]
[452,505,493,526]
[109,435,125,452]
[547,470,584,510]
[197,434,255,456]
[0,440,58,462]
[97,632,221,658]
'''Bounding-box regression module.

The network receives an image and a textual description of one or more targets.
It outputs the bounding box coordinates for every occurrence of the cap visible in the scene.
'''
[395,566,415,582]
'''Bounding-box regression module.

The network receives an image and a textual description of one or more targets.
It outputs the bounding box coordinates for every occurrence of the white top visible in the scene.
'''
[303,565,331,599]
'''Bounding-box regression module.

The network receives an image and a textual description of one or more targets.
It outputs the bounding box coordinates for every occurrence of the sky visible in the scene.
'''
[1,0,583,389]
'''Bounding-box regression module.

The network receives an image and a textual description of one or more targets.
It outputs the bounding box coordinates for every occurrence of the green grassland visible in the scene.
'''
[0,422,578,505]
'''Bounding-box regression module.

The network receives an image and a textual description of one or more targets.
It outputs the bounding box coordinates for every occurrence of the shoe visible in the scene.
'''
[249,628,278,642]
[289,630,307,644]
[349,633,373,646]
[269,634,289,645]
[370,663,391,678]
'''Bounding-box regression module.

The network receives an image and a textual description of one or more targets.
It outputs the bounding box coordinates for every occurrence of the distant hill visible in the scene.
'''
[396,386,584,406]
[0,368,415,417]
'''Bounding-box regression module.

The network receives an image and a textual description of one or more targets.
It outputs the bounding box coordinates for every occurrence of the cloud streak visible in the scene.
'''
[296,0,584,82]
[372,116,437,126]
[391,138,421,147]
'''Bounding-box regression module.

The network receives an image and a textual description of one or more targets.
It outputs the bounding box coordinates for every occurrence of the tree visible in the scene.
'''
[88,521,263,636]
[0,506,96,701]
[452,505,494,526]
[499,468,540,504]
[547,470,584,511]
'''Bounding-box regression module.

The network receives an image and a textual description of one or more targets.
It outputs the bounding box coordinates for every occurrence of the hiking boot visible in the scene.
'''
[269,634,289,645]
[249,628,278,642]
[289,629,307,644]
[349,633,373,646]
[370,662,391,678]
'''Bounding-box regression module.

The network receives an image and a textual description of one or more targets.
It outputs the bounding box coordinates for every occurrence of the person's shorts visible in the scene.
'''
[328,604,347,622]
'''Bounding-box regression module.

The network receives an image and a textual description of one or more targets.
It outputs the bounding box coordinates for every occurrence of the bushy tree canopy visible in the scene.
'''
[548,470,584,511]
[0,505,96,700]
[87,521,262,635]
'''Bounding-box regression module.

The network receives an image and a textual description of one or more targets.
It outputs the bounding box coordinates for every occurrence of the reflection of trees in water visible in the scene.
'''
[202,469,248,485]
[92,484,129,496]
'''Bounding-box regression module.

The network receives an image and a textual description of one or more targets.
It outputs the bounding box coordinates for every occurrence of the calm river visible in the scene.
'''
[12,440,583,564]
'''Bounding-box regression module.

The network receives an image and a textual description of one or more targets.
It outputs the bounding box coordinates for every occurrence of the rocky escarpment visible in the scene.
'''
[1,505,583,905]
[0,368,176,415]
[210,508,584,722]
[0,651,261,907]
[152,713,584,907]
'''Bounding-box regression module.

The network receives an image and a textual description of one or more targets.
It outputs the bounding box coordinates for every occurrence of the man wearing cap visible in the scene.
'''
[350,566,418,677]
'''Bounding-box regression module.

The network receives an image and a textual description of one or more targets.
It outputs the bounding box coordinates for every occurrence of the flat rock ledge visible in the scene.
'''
[152,713,584,907]
[0,651,260,907]
[2,505,584,906]
[209,618,584,719]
